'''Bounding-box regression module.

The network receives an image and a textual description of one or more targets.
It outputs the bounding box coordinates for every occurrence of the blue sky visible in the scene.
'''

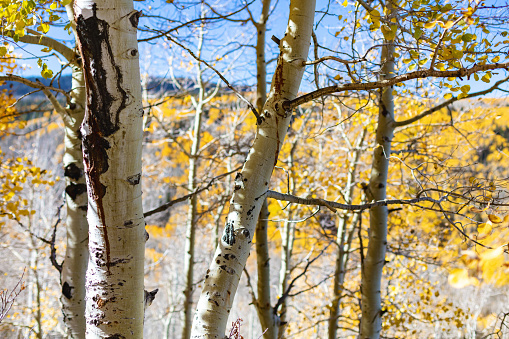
[11,0,509,98]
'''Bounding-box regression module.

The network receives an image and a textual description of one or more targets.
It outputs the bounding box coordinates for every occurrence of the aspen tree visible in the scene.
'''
[74,0,145,337]
[191,0,316,337]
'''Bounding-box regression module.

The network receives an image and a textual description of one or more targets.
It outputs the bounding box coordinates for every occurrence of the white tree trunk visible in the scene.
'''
[74,0,145,337]
[60,64,89,339]
[360,18,396,339]
[191,1,316,337]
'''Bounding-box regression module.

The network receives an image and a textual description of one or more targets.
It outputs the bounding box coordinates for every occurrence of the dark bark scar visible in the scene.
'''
[76,4,129,269]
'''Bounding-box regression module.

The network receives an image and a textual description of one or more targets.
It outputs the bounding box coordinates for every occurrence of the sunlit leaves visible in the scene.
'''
[448,268,478,288]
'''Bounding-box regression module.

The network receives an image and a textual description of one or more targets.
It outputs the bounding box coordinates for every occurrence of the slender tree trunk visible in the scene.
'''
[74,0,145,337]
[277,160,296,337]
[182,69,205,339]
[328,131,365,339]
[59,7,89,335]
[191,1,316,337]
[252,1,279,337]
[360,13,396,339]
[254,200,279,338]
[59,63,89,339]
[277,216,294,333]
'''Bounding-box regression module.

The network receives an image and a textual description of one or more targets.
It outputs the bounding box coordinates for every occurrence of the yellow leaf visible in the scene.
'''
[342,0,348,7]
[443,21,454,29]
[488,214,502,223]
[424,21,437,29]
[460,85,470,93]
[477,221,492,235]
[381,25,396,41]
[448,268,477,288]
[492,55,500,63]
[443,93,452,99]
[470,206,483,213]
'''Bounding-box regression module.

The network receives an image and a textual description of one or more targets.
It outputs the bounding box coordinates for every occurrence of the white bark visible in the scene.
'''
[59,65,89,339]
[360,13,396,339]
[74,0,145,337]
[182,23,206,339]
[57,5,89,338]
[191,1,316,337]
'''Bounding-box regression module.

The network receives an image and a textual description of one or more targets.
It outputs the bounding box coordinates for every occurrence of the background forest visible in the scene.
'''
[1,0,509,338]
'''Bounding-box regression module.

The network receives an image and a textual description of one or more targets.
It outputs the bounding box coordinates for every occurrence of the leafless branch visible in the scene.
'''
[0,269,26,324]
[143,166,242,217]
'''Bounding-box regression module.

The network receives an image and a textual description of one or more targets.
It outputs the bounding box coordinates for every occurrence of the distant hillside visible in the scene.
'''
[1,74,233,102]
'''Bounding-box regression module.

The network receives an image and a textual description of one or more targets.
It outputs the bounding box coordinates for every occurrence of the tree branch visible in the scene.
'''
[285,62,509,110]
[15,29,76,63]
[155,31,261,124]
[394,75,509,127]
[0,74,71,103]
[266,190,446,211]
[143,166,242,217]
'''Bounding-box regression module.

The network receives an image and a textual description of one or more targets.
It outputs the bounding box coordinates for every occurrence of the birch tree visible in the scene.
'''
[191,0,316,336]
[74,0,146,336]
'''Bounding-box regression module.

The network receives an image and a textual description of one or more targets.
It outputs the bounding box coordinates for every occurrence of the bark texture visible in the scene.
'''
[254,200,279,339]
[182,34,206,339]
[60,63,89,339]
[191,1,316,337]
[360,22,396,339]
[74,0,145,337]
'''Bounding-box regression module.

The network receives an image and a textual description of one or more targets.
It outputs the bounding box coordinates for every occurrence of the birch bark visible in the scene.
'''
[74,0,145,337]
[56,5,89,338]
[191,1,316,337]
[182,21,207,339]
[360,10,396,338]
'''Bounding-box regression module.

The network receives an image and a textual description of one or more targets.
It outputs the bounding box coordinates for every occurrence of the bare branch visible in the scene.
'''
[0,74,71,104]
[154,31,261,123]
[143,166,242,217]
[266,190,446,211]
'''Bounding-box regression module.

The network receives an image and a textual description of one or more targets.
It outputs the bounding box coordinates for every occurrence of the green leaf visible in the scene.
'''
[462,33,474,42]
[413,28,423,40]
[381,24,396,41]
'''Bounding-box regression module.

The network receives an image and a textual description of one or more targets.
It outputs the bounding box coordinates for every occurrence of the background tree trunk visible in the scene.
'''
[360,11,396,338]
[74,0,146,337]
[328,130,365,339]
[191,1,316,337]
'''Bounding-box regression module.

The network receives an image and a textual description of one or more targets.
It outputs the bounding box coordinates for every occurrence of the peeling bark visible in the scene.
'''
[75,1,145,337]
[191,1,316,337]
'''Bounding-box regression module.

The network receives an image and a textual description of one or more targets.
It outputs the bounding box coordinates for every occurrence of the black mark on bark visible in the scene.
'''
[222,222,235,245]
[126,173,141,185]
[129,10,143,28]
[65,183,87,201]
[64,163,82,181]
[62,281,73,299]
[77,5,129,269]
